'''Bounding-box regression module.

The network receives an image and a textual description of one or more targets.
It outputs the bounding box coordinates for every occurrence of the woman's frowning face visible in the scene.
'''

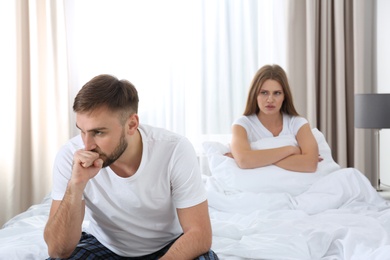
[257,79,284,116]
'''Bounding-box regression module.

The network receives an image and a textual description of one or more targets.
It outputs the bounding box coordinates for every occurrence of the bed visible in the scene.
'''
[1,128,390,260]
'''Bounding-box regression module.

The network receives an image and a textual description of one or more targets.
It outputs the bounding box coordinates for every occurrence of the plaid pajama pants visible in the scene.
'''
[47,232,219,260]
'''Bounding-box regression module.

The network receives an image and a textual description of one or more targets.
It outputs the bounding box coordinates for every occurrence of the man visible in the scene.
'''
[44,74,218,259]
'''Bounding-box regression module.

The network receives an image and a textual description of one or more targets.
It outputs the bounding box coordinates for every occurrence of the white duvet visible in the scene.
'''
[203,129,390,260]
[1,129,390,260]
[0,195,51,259]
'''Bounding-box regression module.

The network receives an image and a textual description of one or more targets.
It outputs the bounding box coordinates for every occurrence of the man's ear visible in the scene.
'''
[126,113,139,135]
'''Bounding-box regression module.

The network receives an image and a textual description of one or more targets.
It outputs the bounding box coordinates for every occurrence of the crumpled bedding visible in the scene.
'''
[202,128,390,259]
[205,168,390,260]
[0,194,91,260]
[0,194,51,259]
[1,128,390,260]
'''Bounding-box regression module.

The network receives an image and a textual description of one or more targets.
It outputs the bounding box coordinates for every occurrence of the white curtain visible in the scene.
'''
[0,0,69,226]
[200,0,288,136]
[0,0,287,226]
[64,0,287,142]
[0,0,18,227]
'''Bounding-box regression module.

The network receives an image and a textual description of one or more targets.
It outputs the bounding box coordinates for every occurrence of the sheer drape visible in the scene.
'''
[1,0,379,227]
[0,0,69,226]
[1,0,288,226]
[0,0,19,227]
[64,0,287,142]
[201,0,288,136]
[285,0,377,185]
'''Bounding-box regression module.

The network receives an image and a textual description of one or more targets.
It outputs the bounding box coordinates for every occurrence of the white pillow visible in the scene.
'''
[202,128,340,196]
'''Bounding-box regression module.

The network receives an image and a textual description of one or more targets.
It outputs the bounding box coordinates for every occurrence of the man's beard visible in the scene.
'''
[93,131,128,168]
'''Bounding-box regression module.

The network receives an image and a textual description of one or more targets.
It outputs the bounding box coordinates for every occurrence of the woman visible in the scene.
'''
[229,64,319,173]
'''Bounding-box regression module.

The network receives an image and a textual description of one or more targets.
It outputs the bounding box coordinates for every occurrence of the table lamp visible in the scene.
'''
[355,93,390,191]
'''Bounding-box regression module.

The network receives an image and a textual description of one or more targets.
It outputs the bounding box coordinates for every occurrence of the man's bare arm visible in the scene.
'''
[160,201,212,260]
[44,150,103,258]
[44,188,85,257]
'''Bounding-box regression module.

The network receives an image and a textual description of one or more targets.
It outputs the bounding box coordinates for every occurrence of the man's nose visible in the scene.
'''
[84,135,97,151]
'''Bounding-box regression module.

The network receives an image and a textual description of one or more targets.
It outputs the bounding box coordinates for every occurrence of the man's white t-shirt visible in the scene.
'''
[51,124,207,257]
[233,113,308,142]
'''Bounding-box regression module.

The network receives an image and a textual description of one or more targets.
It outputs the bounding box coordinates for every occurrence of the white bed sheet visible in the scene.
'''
[4,171,388,260]
[1,130,390,260]
[206,168,390,260]
[0,194,51,259]
[201,129,390,260]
